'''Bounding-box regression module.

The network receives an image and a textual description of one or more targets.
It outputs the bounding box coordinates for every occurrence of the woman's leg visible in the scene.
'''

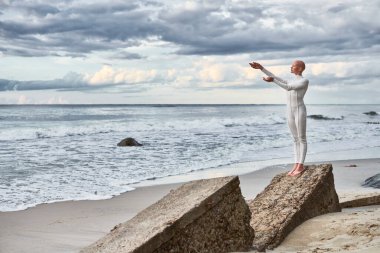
[297,105,307,164]
[292,104,307,176]
[287,107,299,175]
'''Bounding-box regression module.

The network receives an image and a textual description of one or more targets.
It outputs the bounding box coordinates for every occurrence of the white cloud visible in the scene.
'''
[84,65,159,85]
[310,62,352,78]
[47,96,68,104]
[309,59,380,80]
[14,94,69,104]
[198,63,227,82]
[166,68,177,81]
[176,58,256,88]
[17,94,31,104]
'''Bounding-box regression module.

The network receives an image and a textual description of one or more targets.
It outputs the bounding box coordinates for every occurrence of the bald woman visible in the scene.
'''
[250,60,309,176]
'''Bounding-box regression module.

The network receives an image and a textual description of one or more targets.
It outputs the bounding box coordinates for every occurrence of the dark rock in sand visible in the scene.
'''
[362,173,380,189]
[246,164,341,252]
[366,121,380,124]
[307,114,344,120]
[363,111,378,116]
[117,137,142,147]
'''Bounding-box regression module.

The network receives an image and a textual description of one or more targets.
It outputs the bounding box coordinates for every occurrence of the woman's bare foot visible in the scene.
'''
[291,163,306,176]
[287,163,298,176]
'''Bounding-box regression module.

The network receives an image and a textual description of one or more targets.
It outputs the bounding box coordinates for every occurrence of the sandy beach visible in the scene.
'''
[1,157,379,253]
[268,205,380,253]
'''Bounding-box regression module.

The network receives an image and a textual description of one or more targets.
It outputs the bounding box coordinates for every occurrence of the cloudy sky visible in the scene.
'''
[0,0,379,104]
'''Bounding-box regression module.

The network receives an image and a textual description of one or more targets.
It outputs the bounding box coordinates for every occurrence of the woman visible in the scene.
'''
[250,60,309,176]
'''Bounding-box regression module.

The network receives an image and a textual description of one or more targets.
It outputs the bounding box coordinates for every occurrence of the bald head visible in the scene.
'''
[293,60,305,70]
[291,60,306,75]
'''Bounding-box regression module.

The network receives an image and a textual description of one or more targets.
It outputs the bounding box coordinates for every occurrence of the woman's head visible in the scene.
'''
[291,60,305,75]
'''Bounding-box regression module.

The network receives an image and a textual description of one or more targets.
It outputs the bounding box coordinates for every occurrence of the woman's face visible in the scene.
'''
[291,62,303,74]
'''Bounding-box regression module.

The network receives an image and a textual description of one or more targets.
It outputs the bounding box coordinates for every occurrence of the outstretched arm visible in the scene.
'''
[250,62,308,91]
[261,67,288,85]
[273,76,309,90]
[272,78,309,91]
[261,67,308,91]
[250,62,288,84]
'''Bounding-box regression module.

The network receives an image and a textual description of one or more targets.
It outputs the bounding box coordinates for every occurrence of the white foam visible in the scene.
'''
[1,105,380,212]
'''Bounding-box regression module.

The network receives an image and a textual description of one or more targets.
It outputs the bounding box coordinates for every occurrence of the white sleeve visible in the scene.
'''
[261,67,288,85]
[273,78,309,91]
[261,67,308,91]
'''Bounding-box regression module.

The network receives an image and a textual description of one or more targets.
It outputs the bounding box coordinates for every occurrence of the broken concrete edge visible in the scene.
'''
[265,163,341,250]
[149,181,254,253]
[340,194,380,208]
[81,175,246,253]
[302,164,341,213]
[135,176,242,253]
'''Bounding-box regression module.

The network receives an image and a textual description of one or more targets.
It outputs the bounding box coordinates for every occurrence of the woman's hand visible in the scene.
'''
[249,62,263,70]
[263,76,274,82]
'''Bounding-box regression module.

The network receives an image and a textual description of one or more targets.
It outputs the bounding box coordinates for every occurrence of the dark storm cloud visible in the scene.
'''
[0,77,144,92]
[0,1,161,57]
[0,71,86,91]
[0,0,379,58]
[22,4,60,17]
[327,3,347,13]
[0,78,85,91]
[163,1,380,56]
[0,70,162,92]
[111,51,145,60]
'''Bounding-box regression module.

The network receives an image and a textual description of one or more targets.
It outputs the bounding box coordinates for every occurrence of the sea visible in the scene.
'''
[0,104,379,212]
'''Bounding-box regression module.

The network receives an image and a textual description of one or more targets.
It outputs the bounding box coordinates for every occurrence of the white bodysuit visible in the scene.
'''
[261,67,309,164]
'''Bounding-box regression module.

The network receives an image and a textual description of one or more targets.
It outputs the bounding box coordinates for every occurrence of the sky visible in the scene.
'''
[0,0,379,104]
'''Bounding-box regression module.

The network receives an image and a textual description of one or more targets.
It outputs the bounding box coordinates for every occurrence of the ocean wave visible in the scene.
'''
[363,111,379,116]
[307,114,344,120]
[0,125,117,141]
[0,114,128,122]
[1,107,380,211]
[0,152,242,212]
[222,115,286,128]
[0,114,287,141]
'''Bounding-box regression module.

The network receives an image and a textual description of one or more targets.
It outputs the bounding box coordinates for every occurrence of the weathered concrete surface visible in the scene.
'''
[81,176,254,253]
[246,164,341,252]
[340,194,380,208]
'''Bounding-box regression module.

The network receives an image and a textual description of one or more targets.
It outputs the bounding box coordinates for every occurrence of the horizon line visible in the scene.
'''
[1,103,380,106]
